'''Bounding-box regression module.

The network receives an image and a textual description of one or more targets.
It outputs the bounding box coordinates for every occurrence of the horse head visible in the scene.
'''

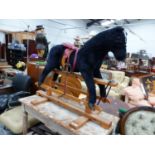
[110,26,127,61]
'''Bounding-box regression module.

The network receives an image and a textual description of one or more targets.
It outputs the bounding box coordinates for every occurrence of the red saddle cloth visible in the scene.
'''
[62,43,79,71]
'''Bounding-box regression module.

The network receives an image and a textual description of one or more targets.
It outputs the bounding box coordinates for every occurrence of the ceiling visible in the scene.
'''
[85,19,142,29]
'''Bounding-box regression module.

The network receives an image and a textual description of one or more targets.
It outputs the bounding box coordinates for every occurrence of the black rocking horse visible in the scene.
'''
[38,26,127,110]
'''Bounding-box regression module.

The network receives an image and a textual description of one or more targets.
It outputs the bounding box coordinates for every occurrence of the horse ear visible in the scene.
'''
[115,26,124,32]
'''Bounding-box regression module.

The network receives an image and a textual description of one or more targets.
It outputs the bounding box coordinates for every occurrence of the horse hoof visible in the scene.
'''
[88,103,95,111]
[101,98,111,104]
[85,102,95,113]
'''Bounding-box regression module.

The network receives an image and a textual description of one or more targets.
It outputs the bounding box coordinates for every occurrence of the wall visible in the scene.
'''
[90,19,155,57]
[0,19,155,56]
[0,19,90,49]
[0,32,5,43]
[124,20,155,57]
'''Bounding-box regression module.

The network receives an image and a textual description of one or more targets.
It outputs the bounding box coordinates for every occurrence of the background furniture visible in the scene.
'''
[7,48,26,67]
[5,32,37,65]
[27,62,47,93]
[0,62,12,70]
[0,43,6,61]
[0,106,39,134]
[120,106,155,135]
[0,79,13,95]
[124,78,155,107]
[100,70,130,99]
[0,73,32,113]
[23,39,37,57]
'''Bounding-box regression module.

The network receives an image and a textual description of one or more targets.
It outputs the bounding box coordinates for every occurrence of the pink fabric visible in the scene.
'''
[132,78,141,87]
[124,86,144,101]
[63,49,73,61]
[130,100,151,107]
[63,43,78,50]
[63,43,79,71]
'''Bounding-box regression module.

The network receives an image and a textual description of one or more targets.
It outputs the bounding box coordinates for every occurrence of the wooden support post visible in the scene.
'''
[46,88,52,96]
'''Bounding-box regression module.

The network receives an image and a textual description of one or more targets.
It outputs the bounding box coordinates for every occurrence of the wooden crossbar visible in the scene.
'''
[70,116,89,129]
[36,82,110,104]
[31,97,48,105]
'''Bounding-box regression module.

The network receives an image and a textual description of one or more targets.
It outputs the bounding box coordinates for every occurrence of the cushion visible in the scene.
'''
[109,90,120,99]
[124,86,145,101]
[124,110,155,135]
[101,71,112,81]
[0,106,39,134]
[110,70,125,83]
[132,78,141,87]
[129,100,151,107]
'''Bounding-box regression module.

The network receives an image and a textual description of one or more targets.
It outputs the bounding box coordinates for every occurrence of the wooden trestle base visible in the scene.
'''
[33,71,118,130]
[33,84,112,130]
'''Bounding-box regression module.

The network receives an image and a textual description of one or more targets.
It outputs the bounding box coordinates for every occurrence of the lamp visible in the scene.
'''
[101,20,115,26]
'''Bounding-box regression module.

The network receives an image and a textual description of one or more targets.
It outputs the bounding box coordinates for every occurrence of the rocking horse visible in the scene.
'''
[38,26,127,110]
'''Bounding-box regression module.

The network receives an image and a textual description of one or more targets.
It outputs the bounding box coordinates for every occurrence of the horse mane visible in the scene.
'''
[82,26,126,51]
[111,26,127,49]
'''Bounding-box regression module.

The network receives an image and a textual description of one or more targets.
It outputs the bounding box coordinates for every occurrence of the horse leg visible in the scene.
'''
[53,72,59,81]
[38,62,56,86]
[94,69,111,104]
[80,70,96,110]
[38,44,64,86]
[93,69,106,98]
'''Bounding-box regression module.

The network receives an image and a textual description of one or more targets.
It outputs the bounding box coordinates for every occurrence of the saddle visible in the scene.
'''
[61,43,79,71]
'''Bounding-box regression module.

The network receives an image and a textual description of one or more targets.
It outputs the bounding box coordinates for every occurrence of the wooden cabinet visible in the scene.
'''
[0,43,6,61]
[27,62,45,93]
[6,32,37,65]
[23,39,37,56]
[11,32,35,43]
[7,49,26,67]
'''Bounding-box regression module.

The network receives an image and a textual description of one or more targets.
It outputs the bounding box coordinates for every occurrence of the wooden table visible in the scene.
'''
[20,95,119,135]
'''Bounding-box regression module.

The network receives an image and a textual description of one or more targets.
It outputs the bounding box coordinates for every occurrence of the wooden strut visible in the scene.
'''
[36,90,112,129]
[31,97,48,105]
